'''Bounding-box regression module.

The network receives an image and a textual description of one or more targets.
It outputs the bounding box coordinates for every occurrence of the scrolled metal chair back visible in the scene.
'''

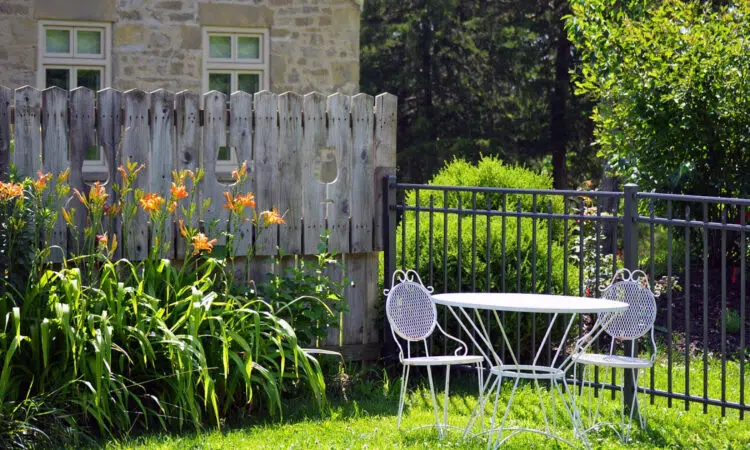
[384,270,437,342]
[599,269,658,340]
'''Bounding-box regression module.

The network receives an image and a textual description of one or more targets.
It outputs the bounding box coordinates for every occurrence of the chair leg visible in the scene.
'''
[397,365,410,430]
[477,362,485,433]
[426,365,442,438]
[443,365,451,434]
[623,367,643,442]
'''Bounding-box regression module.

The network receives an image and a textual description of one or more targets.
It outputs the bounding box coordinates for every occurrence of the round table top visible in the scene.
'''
[432,292,628,314]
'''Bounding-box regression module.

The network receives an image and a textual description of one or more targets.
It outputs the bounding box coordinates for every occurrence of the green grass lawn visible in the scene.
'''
[109,358,749,449]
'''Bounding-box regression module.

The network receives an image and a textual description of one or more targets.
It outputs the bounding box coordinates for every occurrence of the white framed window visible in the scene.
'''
[37,21,112,179]
[202,27,269,97]
[37,21,111,91]
[202,27,270,171]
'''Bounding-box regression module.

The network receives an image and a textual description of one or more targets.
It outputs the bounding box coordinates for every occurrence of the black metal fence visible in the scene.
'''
[382,175,749,418]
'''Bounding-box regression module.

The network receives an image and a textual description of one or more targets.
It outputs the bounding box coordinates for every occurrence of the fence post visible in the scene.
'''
[622,183,640,420]
[382,174,398,360]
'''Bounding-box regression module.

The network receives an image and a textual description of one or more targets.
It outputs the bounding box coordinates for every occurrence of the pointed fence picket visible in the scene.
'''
[0,85,397,360]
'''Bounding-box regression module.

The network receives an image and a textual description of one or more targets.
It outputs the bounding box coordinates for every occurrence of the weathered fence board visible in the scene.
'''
[0,86,10,181]
[229,91,254,257]
[373,93,397,251]
[254,91,279,255]
[150,89,175,258]
[278,92,303,254]
[326,93,352,254]
[1,85,396,362]
[68,88,96,253]
[42,87,69,260]
[13,86,42,178]
[351,94,375,253]
[122,89,150,260]
[97,88,123,258]
[201,91,229,246]
[302,92,328,254]
[174,90,200,258]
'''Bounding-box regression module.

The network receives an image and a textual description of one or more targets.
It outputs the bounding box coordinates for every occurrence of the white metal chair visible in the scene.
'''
[572,268,658,442]
[385,270,484,438]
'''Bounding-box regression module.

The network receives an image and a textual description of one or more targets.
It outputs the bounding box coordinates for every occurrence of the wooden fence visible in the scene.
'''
[0,85,397,360]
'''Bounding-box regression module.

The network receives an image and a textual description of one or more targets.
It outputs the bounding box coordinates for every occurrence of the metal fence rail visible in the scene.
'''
[383,175,749,418]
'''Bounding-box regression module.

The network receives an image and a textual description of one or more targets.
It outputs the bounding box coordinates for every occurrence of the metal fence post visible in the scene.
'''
[622,183,640,420]
[382,174,398,360]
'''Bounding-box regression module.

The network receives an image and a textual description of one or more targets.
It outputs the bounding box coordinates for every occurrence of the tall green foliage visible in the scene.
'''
[567,0,750,198]
[0,164,342,445]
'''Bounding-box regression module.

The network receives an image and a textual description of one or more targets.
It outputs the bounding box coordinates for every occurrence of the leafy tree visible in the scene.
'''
[361,0,598,187]
[567,0,750,198]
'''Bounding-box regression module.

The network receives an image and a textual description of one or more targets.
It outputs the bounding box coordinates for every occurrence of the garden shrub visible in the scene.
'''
[396,156,579,356]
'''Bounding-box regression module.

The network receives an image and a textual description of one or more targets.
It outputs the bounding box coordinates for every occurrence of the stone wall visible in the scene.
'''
[0,0,360,94]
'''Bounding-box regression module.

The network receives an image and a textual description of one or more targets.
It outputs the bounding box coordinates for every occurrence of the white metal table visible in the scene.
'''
[431,292,628,448]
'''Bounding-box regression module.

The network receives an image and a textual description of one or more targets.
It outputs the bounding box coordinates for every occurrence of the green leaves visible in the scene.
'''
[568,0,750,198]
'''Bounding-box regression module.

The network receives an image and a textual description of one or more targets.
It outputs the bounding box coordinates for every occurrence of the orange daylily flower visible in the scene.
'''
[260,208,285,226]
[90,182,108,203]
[0,182,24,201]
[168,201,178,214]
[192,232,217,255]
[237,193,256,208]
[231,161,248,182]
[139,193,165,214]
[33,171,53,192]
[179,219,188,238]
[171,183,188,200]
[223,191,256,215]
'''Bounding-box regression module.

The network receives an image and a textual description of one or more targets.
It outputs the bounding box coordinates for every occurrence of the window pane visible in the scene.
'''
[45,68,70,89]
[237,36,260,59]
[209,36,231,59]
[46,29,70,54]
[208,73,231,97]
[77,30,101,55]
[217,146,232,161]
[85,145,100,161]
[76,69,101,90]
[237,73,259,94]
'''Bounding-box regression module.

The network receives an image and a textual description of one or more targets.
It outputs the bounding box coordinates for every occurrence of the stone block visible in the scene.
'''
[34,0,116,21]
[169,13,195,22]
[114,24,145,47]
[0,4,30,16]
[180,25,201,50]
[10,19,36,46]
[157,1,183,10]
[199,3,273,27]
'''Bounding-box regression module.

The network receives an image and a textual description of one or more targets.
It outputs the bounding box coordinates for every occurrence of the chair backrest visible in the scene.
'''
[599,269,657,340]
[384,270,437,342]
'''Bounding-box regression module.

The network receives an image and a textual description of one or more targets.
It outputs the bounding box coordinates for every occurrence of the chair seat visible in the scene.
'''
[573,353,653,369]
[402,355,484,366]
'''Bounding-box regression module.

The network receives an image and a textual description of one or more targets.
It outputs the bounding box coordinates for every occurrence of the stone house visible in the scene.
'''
[0,0,361,95]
